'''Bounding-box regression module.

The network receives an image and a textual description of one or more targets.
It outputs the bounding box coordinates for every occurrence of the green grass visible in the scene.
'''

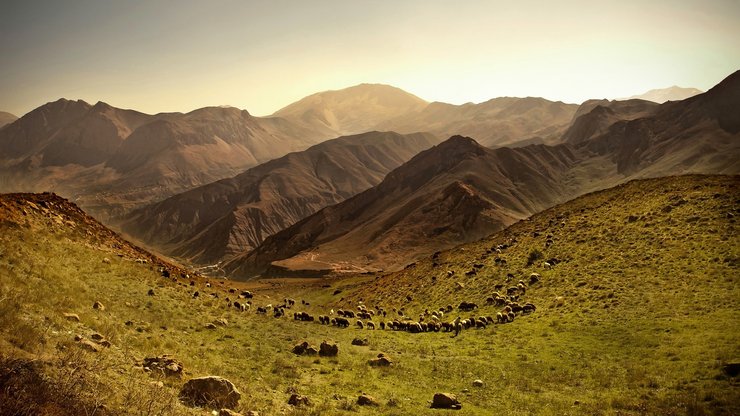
[1,175,739,415]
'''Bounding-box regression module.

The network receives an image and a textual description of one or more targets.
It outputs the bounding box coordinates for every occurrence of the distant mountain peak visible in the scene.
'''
[626,85,703,103]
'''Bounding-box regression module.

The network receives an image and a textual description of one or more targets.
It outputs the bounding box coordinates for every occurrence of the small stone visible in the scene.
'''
[287,393,310,407]
[351,338,369,346]
[91,333,105,341]
[63,312,81,322]
[722,361,740,377]
[357,394,378,406]
[472,379,484,387]
[368,356,393,367]
[431,392,461,409]
[102,257,111,264]
[205,323,218,330]
[213,318,228,327]
[92,301,105,311]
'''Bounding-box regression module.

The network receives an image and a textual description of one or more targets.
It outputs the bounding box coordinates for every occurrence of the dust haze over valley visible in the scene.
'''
[1,1,739,415]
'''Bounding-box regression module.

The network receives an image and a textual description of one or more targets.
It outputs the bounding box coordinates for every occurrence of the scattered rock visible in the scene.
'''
[287,393,310,407]
[78,339,101,353]
[368,353,393,367]
[92,301,105,311]
[455,282,465,290]
[98,340,112,348]
[179,376,241,409]
[431,392,461,409]
[91,333,105,341]
[244,411,259,416]
[357,394,379,406]
[147,289,155,296]
[74,334,83,341]
[143,355,184,378]
[213,318,228,327]
[102,257,111,264]
[351,338,369,346]
[64,313,80,322]
[205,323,218,330]
[319,341,338,357]
[472,379,484,387]
[722,361,740,377]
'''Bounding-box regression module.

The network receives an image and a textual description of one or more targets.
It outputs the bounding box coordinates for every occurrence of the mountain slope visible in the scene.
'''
[583,70,740,176]
[225,136,581,277]
[119,131,438,265]
[0,101,326,220]
[273,83,428,137]
[563,99,659,144]
[627,86,703,103]
[378,97,579,147]
[226,71,740,278]
[0,111,18,128]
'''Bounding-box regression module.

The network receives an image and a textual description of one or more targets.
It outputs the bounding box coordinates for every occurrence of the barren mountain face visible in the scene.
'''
[119,131,439,265]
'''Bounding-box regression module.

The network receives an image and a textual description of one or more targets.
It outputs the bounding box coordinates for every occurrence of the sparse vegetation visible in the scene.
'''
[1,175,739,415]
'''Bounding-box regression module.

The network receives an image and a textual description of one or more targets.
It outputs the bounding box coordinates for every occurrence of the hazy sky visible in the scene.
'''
[1,0,738,117]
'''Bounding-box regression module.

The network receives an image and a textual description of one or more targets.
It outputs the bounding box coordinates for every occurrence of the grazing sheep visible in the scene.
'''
[356,320,364,329]
[522,303,536,314]
[366,321,375,330]
[529,273,541,285]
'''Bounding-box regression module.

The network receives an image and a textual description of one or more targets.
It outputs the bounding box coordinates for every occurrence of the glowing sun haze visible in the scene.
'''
[1,0,738,117]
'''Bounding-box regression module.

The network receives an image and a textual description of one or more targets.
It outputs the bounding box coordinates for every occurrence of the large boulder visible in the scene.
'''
[431,392,461,409]
[319,341,338,357]
[179,376,241,409]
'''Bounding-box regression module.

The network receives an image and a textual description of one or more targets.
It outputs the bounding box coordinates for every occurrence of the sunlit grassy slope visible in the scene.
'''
[1,175,738,415]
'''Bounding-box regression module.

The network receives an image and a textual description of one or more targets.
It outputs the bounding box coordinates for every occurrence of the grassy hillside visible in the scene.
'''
[1,175,738,415]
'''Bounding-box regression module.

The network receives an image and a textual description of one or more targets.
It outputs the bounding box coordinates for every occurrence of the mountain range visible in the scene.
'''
[223,70,740,278]
[1,72,736,279]
[118,131,438,266]
[0,101,326,219]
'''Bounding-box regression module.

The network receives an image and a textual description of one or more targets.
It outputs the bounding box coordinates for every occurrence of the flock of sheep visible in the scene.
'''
[181,270,544,337]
